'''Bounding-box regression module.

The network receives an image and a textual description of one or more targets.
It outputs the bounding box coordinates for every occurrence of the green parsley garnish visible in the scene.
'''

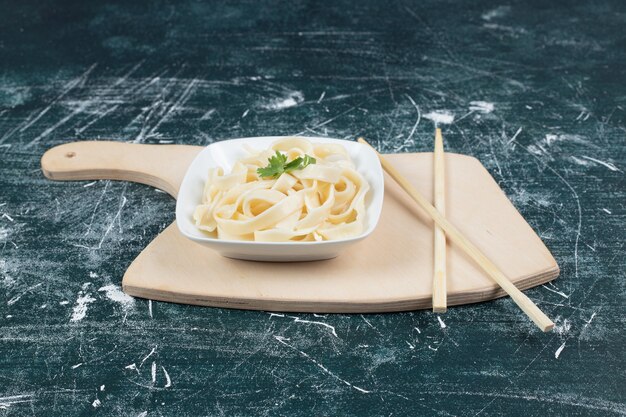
[257,151,316,178]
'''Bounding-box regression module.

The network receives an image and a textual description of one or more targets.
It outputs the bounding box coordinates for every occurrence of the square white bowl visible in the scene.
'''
[176,136,384,262]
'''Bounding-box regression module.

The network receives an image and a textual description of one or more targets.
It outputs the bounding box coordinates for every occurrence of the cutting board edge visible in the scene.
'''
[122,267,559,313]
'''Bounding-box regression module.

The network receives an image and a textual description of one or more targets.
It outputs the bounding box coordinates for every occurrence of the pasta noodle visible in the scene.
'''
[193,138,370,242]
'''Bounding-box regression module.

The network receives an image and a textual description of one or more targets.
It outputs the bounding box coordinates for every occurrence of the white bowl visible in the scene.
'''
[176,136,384,262]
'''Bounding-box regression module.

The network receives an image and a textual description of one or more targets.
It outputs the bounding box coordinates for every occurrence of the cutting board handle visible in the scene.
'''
[40,141,201,198]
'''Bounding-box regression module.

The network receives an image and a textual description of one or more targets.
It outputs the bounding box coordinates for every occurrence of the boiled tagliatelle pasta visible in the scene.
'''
[193,137,370,242]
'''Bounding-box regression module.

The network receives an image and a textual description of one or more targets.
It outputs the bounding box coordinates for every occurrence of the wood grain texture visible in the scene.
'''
[123,151,559,313]
[125,220,559,311]
[41,141,558,313]
[41,141,202,197]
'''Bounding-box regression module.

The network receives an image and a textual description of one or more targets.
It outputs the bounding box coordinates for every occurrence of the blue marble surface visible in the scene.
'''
[0,1,624,415]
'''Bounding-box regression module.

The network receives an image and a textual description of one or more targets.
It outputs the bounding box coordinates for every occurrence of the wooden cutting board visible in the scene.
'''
[41,141,559,312]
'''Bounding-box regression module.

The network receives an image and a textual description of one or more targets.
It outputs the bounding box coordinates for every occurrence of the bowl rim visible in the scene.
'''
[175,136,384,246]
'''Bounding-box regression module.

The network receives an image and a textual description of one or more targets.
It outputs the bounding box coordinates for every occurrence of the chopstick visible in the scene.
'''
[432,128,447,313]
[357,137,554,332]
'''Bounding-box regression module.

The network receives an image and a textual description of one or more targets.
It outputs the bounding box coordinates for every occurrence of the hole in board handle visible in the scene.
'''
[65,151,76,158]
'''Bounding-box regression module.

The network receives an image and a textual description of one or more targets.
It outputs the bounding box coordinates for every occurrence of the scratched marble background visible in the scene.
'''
[1,1,625,416]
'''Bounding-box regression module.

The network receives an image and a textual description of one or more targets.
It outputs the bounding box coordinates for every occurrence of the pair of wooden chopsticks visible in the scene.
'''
[357,136,554,332]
